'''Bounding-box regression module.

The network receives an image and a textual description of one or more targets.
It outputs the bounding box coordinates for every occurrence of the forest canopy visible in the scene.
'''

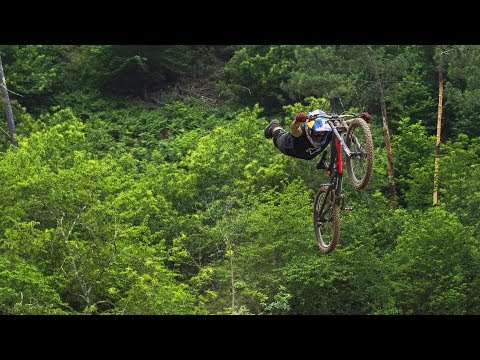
[0,45,479,315]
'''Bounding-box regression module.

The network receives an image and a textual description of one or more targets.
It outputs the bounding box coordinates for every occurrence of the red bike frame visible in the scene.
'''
[325,121,345,206]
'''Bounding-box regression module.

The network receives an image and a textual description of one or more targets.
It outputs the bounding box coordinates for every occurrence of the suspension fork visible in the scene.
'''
[319,127,345,218]
[334,137,343,204]
[324,136,343,207]
[326,119,345,198]
[318,185,333,222]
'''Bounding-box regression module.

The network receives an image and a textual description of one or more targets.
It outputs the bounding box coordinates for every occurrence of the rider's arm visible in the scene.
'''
[290,120,303,137]
[290,113,307,138]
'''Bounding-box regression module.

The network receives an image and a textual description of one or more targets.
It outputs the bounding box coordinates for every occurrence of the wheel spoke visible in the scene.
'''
[313,186,340,254]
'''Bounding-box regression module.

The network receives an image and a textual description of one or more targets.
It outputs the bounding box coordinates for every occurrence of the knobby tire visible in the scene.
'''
[313,185,340,254]
[345,118,374,189]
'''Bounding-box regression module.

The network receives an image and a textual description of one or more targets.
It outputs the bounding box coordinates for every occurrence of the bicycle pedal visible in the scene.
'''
[343,206,354,211]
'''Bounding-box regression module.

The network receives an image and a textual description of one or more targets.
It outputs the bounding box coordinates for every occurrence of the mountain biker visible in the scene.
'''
[264,109,331,161]
[264,109,371,162]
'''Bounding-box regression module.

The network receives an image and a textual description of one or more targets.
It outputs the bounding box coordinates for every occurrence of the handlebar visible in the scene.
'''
[307,112,371,122]
[307,112,359,120]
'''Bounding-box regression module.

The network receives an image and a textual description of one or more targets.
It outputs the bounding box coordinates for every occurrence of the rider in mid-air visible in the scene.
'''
[264,109,371,164]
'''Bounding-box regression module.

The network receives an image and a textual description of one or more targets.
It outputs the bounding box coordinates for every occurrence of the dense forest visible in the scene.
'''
[0,45,479,315]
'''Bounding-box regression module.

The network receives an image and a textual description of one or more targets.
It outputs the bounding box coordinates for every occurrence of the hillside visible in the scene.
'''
[0,45,479,315]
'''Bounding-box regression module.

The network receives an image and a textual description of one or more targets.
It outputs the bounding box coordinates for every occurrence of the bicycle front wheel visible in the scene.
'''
[345,118,374,189]
[313,185,340,254]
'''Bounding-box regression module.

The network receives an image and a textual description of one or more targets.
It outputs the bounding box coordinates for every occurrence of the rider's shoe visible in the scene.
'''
[264,120,280,139]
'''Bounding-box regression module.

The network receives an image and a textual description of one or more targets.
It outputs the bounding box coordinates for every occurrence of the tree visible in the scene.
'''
[366,45,396,208]
[443,45,480,138]
[222,46,296,112]
[433,46,444,206]
[384,207,477,314]
[283,46,357,106]
[0,54,18,146]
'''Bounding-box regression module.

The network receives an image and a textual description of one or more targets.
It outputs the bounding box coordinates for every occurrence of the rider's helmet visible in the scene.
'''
[306,110,331,143]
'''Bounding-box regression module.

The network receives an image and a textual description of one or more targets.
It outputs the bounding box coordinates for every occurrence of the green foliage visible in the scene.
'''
[198,178,314,314]
[0,256,69,314]
[93,46,192,98]
[387,61,437,132]
[160,104,272,213]
[384,207,477,314]
[282,46,358,104]
[115,244,207,315]
[444,45,480,138]
[40,98,230,161]
[1,45,68,111]
[261,286,292,314]
[282,96,330,121]
[435,135,480,228]
[222,45,296,111]
[2,45,480,315]
[391,117,436,207]
[0,108,203,314]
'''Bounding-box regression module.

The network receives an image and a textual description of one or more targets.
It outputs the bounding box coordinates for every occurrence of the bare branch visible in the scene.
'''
[88,217,119,294]
[94,300,116,307]
[122,297,131,315]
[0,83,23,97]
[238,85,251,95]
[366,45,397,208]
[59,206,90,308]
[0,126,11,137]
[67,205,87,240]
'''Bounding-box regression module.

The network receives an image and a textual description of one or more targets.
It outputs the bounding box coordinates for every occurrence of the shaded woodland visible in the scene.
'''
[0,45,479,314]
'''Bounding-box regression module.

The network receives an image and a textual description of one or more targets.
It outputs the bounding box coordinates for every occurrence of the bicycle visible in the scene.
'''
[310,111,374,254]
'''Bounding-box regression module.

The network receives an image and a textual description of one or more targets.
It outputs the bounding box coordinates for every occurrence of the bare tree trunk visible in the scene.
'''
[0,54,18,147]
[366,45,397,208]
[58,207,92,311]
[433,45,444,206]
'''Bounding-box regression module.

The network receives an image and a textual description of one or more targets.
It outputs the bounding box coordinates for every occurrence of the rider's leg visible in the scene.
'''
[273,129,295,156]
[316,150,328,170]
[265,121,296,157]
[264,120,281,139]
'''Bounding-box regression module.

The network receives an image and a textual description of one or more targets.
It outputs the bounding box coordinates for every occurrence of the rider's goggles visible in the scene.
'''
[312,130,327,139]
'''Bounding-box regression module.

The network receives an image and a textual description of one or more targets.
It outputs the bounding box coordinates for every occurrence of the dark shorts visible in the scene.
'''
[272,128,331,160]
[273,129,294,156]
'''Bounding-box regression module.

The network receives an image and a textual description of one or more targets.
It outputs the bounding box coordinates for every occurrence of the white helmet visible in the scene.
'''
[306,111,331,144]
[308,109,326,118]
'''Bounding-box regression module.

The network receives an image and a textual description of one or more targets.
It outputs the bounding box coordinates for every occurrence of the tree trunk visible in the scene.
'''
[0,54,18,147]
[366,45,397,208]
[433,46,444,206]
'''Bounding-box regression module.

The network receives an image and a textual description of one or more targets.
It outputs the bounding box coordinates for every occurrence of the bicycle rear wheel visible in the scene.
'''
[345,118,374,189]
[313,185,340,254]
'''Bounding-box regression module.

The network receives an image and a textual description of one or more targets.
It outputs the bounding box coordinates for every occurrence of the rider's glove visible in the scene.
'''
[360,112,371,121]
[295,113,308,122]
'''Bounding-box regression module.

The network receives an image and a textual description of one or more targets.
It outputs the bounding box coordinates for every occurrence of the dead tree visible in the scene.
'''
[366,45,397,208]
[0,54,18,147]
[433,45,444,206]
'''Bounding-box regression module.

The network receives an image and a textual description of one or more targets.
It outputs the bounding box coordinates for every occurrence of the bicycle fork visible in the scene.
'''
[333,136,353,212]
[333,175,352,211]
